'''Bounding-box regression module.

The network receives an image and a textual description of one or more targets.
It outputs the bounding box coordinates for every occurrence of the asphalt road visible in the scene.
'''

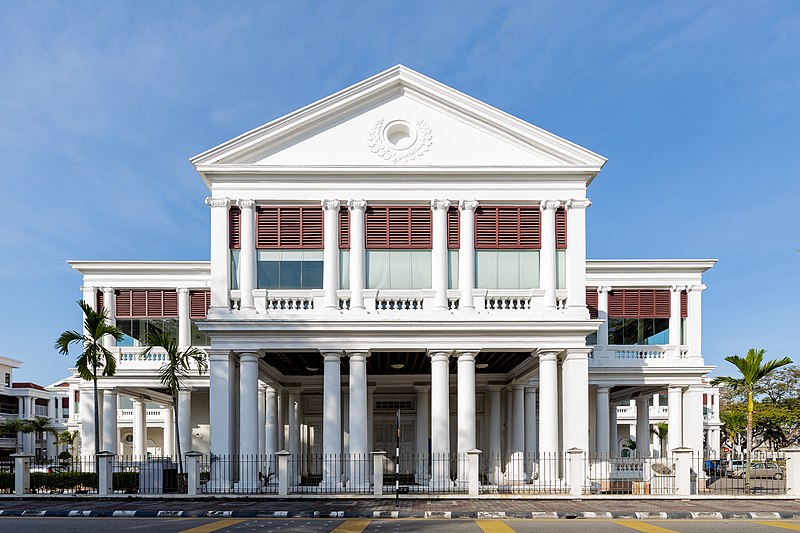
[0,518,799,533]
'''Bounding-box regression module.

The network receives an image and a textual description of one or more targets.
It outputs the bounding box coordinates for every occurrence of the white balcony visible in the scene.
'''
[589,345,691,367]
[115,346,208,370]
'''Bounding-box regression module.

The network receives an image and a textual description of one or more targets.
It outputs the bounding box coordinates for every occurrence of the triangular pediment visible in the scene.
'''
[192,65,606,173]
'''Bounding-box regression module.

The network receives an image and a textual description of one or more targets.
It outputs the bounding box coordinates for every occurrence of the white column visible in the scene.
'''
[265,386,278,460]
[288,390,300,455]
[609,404,618,456]
[565,199,590,314]
[458,200,478,310]
[538,351,559,456]
[178,389,193,453]
[415,385,430,481]
[487,386,502,481]
[163,405,174,457]
[635,397,650,457]
[348,200,367,310]
[205,197,231,312]
[102,391,118,454]
[431,200,451,311]
[524,384,537,478]
[539,200,560,311]
[456,350,477,482]
[562,349,590,453]
[682,385,704,456]
[80,286,97,317]
[278,391,288,451]
[102,287,116,348]
[80,387,95,456]
[510,384,526,480]
[504,388,513,465]
[239,354,260,456]
[595,387,610,456]
[667,386,683,454]
[322,200,341,310]
[322,351,342,485]
[668,286,683,347]
[349,351,368,486]
[209,348,234,487]
[597,286,611,347]
[237,199,256,311]
[258,386,266,456]
[367,386,375,453]
[177,288,191,348]
[429,350,451,483]
[687,285,705,358]
[132,398,147,458]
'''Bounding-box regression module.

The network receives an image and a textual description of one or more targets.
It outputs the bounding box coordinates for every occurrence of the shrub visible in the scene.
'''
[112,472,139,491]
[0,472,13,492]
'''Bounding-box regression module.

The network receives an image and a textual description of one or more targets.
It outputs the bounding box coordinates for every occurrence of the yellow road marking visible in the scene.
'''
[179,518,246,533]
[331,519,373,533]
[476,519,517,532]
[753,522,800,531]
[612,520,678,533]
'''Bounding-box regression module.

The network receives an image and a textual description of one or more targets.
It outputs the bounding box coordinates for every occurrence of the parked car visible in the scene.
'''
[728,461,783,480]
[725,460,745,477]
[29,464,69,474]
[704,459,724,476]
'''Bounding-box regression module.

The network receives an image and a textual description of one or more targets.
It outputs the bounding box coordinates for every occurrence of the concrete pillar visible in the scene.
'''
[562,349,590,453]
[669,286,683,347]
[348,351,369,487]
[163,406,174,458]
[80,387,96,457]
[348,200,367,310]
[781,447,800,497]
[431,200,451,310]
[597,287,610,347]
[429,350,451,484]
[539,200,560,310]
[12,453,33,495]
[322,351,342,485]
[487,386,502,482]
[635,397,650,458]
[185,451,202,496]
[322,200,341,310]
[415,385,430,481]
[595,387,610,456]
[97,451,114,495]
[524,384,538,479]
[538,351,559,457]
[132,398,147,458]
[458,200,479,310]
[667,386,684,454]
[102,287,116,348]
[372,451,387,496]
[567,448,584,496]
[177,390,192,455]
[609,404,618,456]
[102,390,118,454]
[510,384,526,480]
[205,197,231,312]
[673,447,694,495]
[265,387,278,460]
[565,199,590,314]
[258,386,266,456]
[277,450,290,496]
[682,385,704,457]
[237,199,256,311]
[239,353,260,488]
[467,449,481,496]
[687,285,705,358]
[208,349,234,488]
[456,350,477,482]
[177,288,191,349]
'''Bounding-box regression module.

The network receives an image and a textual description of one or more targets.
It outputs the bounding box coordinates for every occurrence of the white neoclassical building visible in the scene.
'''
[67,66,717,489]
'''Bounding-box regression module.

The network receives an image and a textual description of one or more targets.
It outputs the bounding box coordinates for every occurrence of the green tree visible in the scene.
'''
[711,348,792,492]
[55,300,123,460]
[650,422,669,458]
[141,330,207,482]
[57,430,79,460]
[720,408,747,457]
[0,418,28,452]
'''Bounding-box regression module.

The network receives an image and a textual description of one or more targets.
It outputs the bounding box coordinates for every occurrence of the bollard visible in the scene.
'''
[467,449,482,497]
[277,450,290,497]
[97,452,115,495]
[372,451,387,496]
[781,447,800,497]
[566,448,584,497]
[11,453,33,495]
[185,451,203,496]
[672,447,694,496]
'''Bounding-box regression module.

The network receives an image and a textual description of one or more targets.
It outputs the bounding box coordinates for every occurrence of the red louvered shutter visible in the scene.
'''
[256,206,323,249]
[654,290,671,317]
[475,206,541,249]
[608,289,671,318]
[229,206,241,249]
[586,287,598,319]
[278,207,302,247]
[256,207,279,248]
[116,290,131,317]
[681,290,688,318]
[95,289,104,313]
[365,206,431,249]
[555,206,567,249]
[608,290,624,318]
[339,207,350,249]
[447,207,459,249]
[132,291,148,317]
[114,290,178,318]
[301,207,323,247]
[190,290,211,319]
[146,290,162,317]
[519,207,541,249]
[162,291,179,317]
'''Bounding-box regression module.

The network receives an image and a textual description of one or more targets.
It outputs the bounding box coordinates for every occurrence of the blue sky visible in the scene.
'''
[0,1,797,384]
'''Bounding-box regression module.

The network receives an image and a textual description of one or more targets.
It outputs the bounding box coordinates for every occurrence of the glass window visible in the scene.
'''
[340,249,350,290]
[230,250,240,290]
[117,318,180,347]
[681,317,687,345]
[366,250,432,290]
[448,250,459,289]
[475,250,539,290]
[556,249,566,290]
[586,332,597,346]
[607,317,669,345]
[257,250,323,289]
[191,321,210,346]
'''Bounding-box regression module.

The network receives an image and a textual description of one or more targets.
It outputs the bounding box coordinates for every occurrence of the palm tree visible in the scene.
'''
[55,300,123,461]
[27,416,57,458]
[0,418,28,452]
[141,330,207,482]
[711,348,792,492]
[57,430,79,461]
[720,409,747,458]
[650,422,669,458]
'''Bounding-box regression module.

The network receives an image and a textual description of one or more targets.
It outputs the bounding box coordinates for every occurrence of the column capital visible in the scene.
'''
[321,199,341,211]
[668,385,685,393]
[688,284,707,292]
[512,383,525,391]
[414,384,431,393]
[427,349,453,360]
[635,396,649,406]
[459,199,479,212]
[670,284,686,293]
[597,285,613,294]
[596,386,610,394]
[177,287,189,294]
[206,349,233,362]
[205,197,230,208]
[80,285,95,294]
[524,383,538,392]
[430,199,451,211]
[563,348,592,361]
[565,198,592,210]
[539,200,561,211]
[348,199,367,211]
[321,350,344,362]
[237,199,256,209]
[455,351,477,362]
[487,384,505,392]
[101,286,114,294]
[347,351,369,363]
[535,348,563,361]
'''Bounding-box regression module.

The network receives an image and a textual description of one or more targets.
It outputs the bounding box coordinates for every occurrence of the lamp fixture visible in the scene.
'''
[390,363,405,370]
[476,363,489,369]
[306,366,319,372]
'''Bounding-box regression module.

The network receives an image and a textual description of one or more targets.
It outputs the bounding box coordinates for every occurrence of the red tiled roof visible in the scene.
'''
[11,382,46,391]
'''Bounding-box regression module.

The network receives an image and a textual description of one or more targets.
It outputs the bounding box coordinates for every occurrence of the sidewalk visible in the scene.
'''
[0,497,798,519]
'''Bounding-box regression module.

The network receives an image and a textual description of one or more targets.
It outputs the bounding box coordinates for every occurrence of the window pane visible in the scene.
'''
[520,250,539,289]
[230,250,240,290]
[301,260,323,289]
[496,251,520,289]
[410,250,431,289]
[279,261,302,289]
[258,261,280,289]
[646,318,670,345]
[367,251,390,289]
[608,318,625,344]
[390,251,413,289]
[475,251,497,289]
[339,250,350,290]
[556,250,566,289]
[448,250,459,289]
[623,318,639,345]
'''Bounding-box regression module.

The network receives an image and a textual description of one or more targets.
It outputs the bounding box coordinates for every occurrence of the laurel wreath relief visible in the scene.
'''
[367,119,433,164]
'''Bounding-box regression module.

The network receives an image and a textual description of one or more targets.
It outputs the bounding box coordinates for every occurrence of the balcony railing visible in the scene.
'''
[115,346,208,370]
[590,345,686,366]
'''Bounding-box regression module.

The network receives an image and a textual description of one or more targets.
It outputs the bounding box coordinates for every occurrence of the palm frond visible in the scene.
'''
[54,330,85,355]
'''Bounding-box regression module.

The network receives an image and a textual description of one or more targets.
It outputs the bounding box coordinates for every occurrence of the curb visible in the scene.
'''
[0,509,799,520]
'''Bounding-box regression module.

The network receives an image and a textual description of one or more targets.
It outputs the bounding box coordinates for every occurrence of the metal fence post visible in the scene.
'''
[567,448,584,496]
[372,451,386,496]
[781,447,800,497]
[672,447,693,496]
[97,451,115,495]
[467,449,481,496]
[185,451,203,496]
[277,451,290,496]
[11,453,33,495]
